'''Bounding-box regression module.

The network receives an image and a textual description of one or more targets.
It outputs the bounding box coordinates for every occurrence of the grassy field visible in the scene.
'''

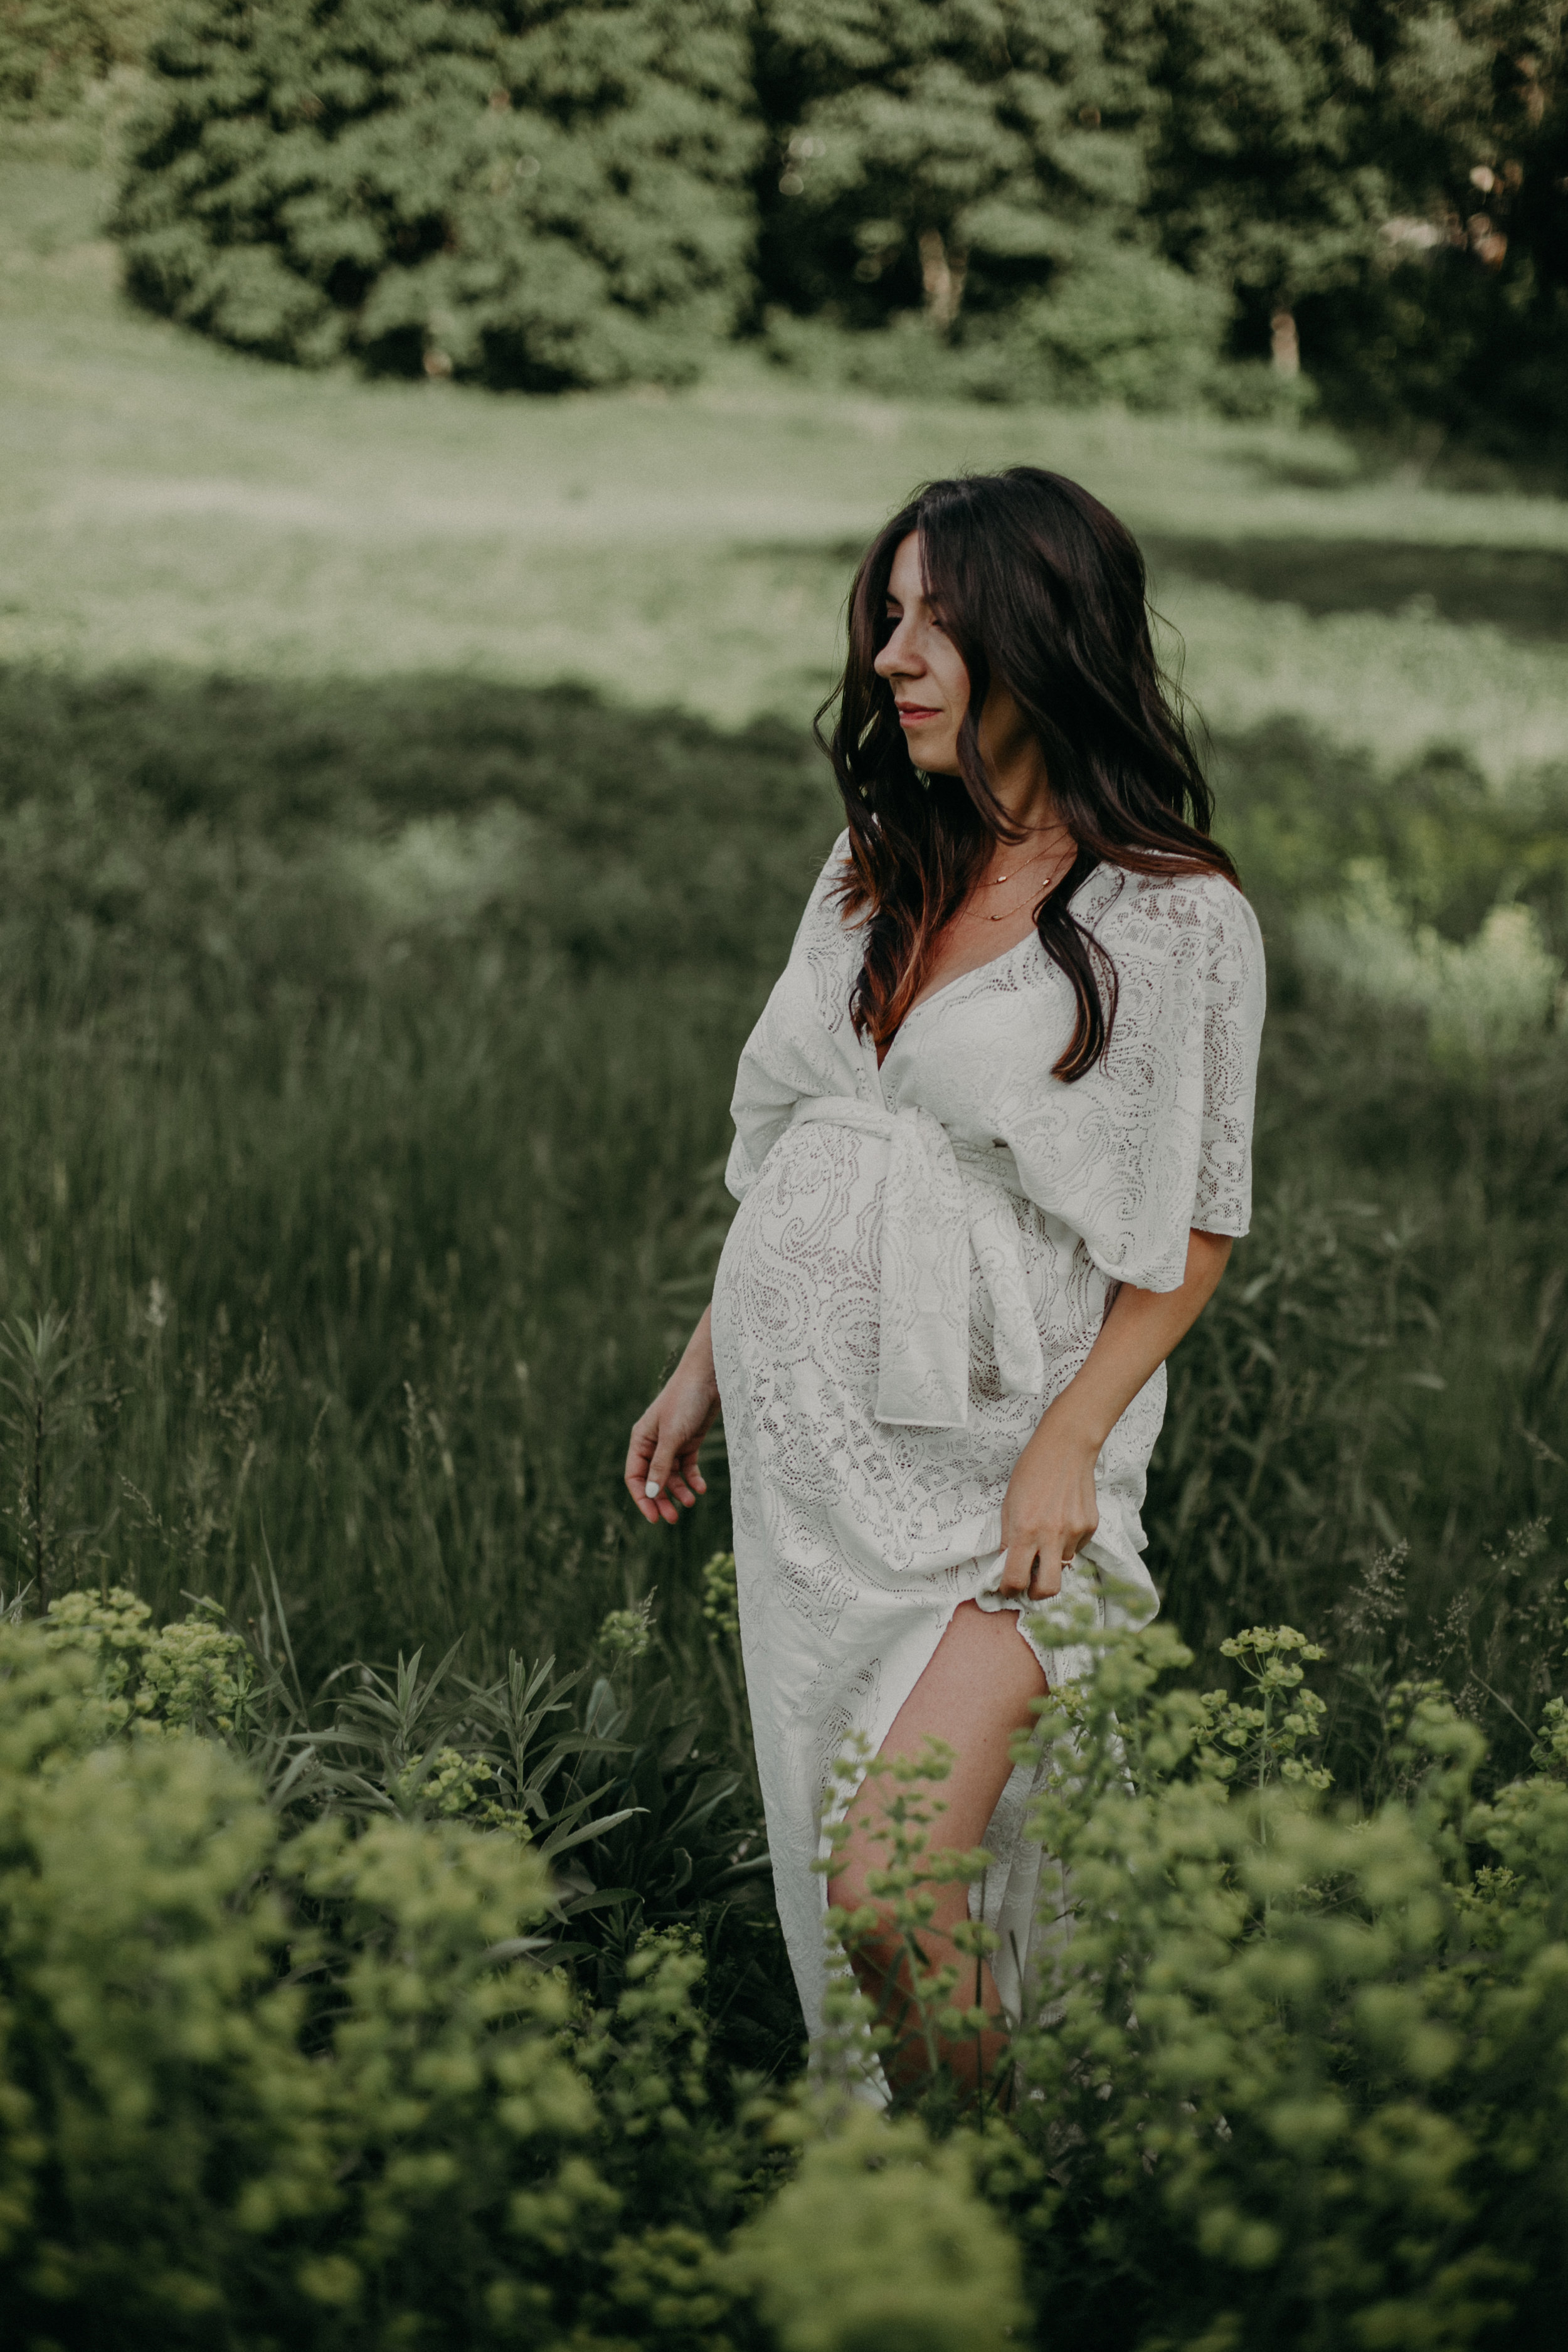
[2,120,1567,1794]
[6,123,1567,770]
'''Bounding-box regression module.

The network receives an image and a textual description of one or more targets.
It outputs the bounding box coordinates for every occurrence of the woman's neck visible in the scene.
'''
[984,761,1064,852]
[976,687,1060,839]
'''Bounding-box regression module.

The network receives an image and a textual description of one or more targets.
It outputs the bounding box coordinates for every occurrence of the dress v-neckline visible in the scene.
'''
[874,930,1040,1071]
[866,863,1115,1072]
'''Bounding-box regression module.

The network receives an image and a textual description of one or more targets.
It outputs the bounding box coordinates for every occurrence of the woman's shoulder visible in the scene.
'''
[818,825,854,884]
[802,827,862,923]
[1091,857,1262,948]
[785,827,863,963]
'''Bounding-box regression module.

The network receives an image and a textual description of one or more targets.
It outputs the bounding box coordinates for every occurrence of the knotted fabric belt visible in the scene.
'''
[788,1096,1046,1429]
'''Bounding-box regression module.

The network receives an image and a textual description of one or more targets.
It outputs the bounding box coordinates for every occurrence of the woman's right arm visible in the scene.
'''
[624,1306,721,1526]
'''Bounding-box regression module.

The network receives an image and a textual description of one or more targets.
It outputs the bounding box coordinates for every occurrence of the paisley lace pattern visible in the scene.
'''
[711,835,1266,2040]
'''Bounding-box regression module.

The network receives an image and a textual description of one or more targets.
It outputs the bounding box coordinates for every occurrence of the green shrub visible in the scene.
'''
[18,1581,780,2016]
[35,1581,254,1735]
[8,1575,1568,2344]
[114,0,760,386]
[0,1615,788,2349]
[993,1613,1568,2349]
[0,0,161,117]
[733,2108,1025,2352]
[988,231,1234,410]
[761,239,1239,412]
[803,1606,1568,2347]
[0,1626,329,2340]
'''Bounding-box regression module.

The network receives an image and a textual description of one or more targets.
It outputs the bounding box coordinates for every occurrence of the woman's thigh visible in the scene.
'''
[829,1599,1046,1909]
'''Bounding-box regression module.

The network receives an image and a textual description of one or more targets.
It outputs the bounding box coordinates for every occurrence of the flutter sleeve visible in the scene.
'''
[998,870,1266,1295]
[1192,882,1266,1236]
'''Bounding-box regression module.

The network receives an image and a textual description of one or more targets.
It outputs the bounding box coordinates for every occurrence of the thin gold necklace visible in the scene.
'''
[978,838,1076,921]
[978,829,1073,888]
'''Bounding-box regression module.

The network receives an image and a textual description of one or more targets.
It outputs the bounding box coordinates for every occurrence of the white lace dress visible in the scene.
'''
[711,835,1266,2039]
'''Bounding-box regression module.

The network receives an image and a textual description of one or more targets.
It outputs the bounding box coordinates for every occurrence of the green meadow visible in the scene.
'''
[2,113,1566,1761]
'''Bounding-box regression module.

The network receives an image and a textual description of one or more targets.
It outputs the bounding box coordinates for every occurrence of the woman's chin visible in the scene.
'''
[903,728,961,771]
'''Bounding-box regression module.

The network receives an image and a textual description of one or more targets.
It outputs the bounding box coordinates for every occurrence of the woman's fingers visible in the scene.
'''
[624,1412,662,1522]
[1025,1523,1095,1601]
[997,1522,1096,1601]
[997,1535,1039,1598]
[663,1451,707,1510]
[644,1429,704,1521]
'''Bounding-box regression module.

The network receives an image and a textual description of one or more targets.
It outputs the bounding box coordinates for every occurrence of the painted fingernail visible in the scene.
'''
[645,1478,661,1499]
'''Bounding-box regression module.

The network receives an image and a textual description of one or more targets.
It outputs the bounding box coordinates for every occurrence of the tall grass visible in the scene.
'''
[0,672,833,1675]
[1,665,1564,1789]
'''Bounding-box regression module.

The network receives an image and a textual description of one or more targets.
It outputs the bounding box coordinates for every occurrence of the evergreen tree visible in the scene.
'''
[754,0,1229,402]
[756,0,1148,325]
[1136,0,1568,437]
[1145,0,1389,355]
[115,0,760,388]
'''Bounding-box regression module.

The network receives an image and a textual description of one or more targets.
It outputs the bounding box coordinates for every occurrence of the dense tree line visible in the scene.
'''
[12,0,1568,442]
[752,0,1568,442]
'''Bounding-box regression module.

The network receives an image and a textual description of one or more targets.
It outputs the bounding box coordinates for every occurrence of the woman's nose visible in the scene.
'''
[874,621,921,678]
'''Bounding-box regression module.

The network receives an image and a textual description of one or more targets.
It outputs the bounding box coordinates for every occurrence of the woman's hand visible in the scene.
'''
[997,1231,1234,1599]
[997,1402,1101,1601]
[625,1306,721,1527]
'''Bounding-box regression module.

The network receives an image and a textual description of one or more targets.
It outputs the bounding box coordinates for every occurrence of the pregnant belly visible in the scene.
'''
[714,1121,884,1393]
[716,1115,1115,1416]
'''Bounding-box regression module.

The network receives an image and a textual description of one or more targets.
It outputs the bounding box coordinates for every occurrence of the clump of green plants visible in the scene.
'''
[815,1604,1568,2348]
[0,1609,807,2348]
[733,2104,1027,2352]
[7,1565,1568,2345]
[22,1577,776,2002]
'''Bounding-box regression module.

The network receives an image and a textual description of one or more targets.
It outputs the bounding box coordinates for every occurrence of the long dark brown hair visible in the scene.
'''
[818,467,1237,1080]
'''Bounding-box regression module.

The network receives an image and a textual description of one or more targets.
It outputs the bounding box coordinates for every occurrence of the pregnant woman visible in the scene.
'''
[625,467,1264,2089]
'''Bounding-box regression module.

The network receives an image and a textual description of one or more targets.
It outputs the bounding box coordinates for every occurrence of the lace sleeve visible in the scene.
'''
[1192,886,1266,1235]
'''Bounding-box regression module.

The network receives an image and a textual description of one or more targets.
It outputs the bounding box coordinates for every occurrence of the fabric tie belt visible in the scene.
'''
[788,1096,1046,1429]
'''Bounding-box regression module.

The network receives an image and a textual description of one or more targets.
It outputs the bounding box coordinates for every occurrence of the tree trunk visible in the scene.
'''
[919,228,967,337]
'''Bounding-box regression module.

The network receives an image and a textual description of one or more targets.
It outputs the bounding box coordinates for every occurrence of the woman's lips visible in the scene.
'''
[897,706,941,726]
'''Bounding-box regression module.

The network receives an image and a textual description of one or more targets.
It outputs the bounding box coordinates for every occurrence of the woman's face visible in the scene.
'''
[873,532,970,775]
[874,531,1033,784]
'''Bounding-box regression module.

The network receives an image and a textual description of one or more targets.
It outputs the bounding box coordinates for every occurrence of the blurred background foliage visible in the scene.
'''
[1,0,1565,453]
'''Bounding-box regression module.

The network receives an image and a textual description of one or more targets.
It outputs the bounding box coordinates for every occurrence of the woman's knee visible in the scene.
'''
[826,1856,906,1956]
[826,1858,876,1920]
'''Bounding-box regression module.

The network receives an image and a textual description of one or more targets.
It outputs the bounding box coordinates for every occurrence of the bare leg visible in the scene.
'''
[826,1599,1047,2097]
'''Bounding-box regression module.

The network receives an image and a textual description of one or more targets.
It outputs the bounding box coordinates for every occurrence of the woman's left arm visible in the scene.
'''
[997,1229,1232,1601]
